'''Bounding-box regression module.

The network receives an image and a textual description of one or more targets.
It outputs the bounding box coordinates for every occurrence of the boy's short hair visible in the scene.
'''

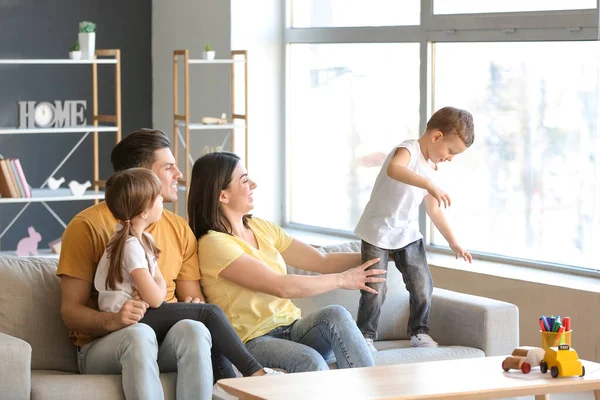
[426,107,474,147]
[110,128,171,172]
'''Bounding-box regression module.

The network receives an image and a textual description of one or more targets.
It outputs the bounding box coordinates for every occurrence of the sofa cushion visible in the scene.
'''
[370,340,484,366]
[0,255,78,372]
[31,370,177,400]
[324,340,484,369]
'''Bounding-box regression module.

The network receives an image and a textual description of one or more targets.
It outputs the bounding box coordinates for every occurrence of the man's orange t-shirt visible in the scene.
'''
[56,201,200,346]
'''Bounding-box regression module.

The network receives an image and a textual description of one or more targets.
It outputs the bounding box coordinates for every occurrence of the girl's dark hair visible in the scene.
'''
[188,152,251,239]
[104,168,162,290]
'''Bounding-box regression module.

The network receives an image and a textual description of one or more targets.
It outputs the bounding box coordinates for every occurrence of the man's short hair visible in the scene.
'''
[426,107,474,147]
[110,128,171,172]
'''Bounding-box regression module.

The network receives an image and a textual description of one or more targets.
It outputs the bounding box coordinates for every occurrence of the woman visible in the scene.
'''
[187,152,386,373]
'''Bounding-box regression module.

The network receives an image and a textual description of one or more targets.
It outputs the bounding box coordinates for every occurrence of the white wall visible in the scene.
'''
[430,260,600,363]
[152,0,232,213]
[231,0,285,223]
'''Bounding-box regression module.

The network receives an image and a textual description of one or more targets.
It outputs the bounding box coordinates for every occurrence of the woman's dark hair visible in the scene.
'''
[188,152,251,239]
[104,168,162,290]
[110,128,171,172]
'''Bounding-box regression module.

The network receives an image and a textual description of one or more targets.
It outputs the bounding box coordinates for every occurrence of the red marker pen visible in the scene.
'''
[563,317,571,331]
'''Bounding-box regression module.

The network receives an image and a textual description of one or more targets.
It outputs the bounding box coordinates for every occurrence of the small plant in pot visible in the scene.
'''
[78,21,97,60]
[202,44,215,60]
[69,41,81,60]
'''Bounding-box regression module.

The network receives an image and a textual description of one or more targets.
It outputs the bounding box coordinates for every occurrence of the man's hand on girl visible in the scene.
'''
[113,299,148,330]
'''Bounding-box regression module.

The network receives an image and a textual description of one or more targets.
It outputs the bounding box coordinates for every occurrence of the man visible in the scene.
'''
[57,129,213,400]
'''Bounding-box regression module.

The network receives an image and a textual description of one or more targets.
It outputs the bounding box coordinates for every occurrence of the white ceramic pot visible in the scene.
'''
[69,51,82,60]
[202,51,216,60]
[78,32,96,60]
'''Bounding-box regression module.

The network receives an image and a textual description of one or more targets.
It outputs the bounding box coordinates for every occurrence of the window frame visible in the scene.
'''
[283,0,600,275]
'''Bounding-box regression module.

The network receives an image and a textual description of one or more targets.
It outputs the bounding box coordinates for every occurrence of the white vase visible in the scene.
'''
[202,51,216,60]
[78,32,96,60]
[69,51,82,60]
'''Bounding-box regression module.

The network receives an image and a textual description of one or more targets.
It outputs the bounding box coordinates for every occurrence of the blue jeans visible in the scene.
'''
[245,305,374,372]
[356,239,433,340]
[77,320,213,400]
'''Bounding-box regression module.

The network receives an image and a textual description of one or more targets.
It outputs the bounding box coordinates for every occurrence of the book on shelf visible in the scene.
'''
[0,160,13,198]
[0,157,31,198]
[12,159,31,197]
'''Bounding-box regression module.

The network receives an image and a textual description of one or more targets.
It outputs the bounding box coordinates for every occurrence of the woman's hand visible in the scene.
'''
[338,258,386,294]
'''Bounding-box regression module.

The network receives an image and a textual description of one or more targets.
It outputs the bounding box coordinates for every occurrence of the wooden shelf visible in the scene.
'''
[0,188,104,204]
[176,121,245,131]
[0,59,117,65]
[187,59,246,64]
[0,125,118,135]
[0,49,121,253]
[173,49,248,215]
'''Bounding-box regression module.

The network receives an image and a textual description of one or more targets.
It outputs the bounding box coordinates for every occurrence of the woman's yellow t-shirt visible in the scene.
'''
[198,218,301,343]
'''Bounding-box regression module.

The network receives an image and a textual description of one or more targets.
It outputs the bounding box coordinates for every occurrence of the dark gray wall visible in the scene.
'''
[0,0,152,251]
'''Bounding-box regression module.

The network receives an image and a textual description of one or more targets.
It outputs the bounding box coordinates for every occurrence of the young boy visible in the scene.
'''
[354,106,475,351]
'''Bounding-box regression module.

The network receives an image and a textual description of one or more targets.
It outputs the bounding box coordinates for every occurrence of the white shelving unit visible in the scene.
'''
[0,50,122,254]
[172,49,248,214]
[0,126,117,135]
[0,188,106,204]
[0,59,117,65]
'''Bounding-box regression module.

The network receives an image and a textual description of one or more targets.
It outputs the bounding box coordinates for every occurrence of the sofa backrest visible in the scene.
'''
[289,242,411,341]
[0,254,78,372]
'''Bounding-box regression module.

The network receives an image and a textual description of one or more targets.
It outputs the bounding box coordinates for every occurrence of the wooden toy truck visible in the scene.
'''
[502,346,545,374]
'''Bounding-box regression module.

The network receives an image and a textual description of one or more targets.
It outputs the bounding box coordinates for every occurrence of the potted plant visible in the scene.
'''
[69,41,81,60]
[202,44,215,60]
[78,21,96,60]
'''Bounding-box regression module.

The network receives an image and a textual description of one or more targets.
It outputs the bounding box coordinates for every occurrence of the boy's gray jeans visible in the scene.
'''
[356,239,433,340]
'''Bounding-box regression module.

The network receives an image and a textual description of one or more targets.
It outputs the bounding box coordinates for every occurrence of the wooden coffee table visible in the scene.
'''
[218,356,600,399]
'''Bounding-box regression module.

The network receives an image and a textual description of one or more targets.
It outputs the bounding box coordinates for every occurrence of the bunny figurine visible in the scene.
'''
[16,226,42,257]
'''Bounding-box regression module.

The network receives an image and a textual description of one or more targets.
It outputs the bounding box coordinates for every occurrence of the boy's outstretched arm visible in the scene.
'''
[424,194,472,263]
[387,148,450,208]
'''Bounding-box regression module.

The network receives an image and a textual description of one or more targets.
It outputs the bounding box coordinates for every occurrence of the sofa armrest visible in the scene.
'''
[0,333,31,400]
[429,288,519,356]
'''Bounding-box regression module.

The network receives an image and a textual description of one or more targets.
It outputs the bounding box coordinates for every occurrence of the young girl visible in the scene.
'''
[94,168,281,379]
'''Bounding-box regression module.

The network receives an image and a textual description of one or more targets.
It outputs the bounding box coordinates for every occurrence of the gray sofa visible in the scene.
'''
[0,248,519,400]
[294,241,519,367]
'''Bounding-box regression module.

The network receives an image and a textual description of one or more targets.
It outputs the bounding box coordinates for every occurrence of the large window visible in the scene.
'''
[291,0,420,27]
[434,0,595,15]
[286,1,600,271]
[432,42,600,269]
[288,44,420,231]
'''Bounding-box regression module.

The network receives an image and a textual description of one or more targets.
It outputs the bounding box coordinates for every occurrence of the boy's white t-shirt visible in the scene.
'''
[355,139,434,250]
[94,227,158,313]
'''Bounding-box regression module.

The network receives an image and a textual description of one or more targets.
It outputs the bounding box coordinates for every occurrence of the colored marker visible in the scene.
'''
[553,326,565,346]
[541,316,551,332]
[563,317,571,331]
[552,320,562,333]
[539,317,546,332]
